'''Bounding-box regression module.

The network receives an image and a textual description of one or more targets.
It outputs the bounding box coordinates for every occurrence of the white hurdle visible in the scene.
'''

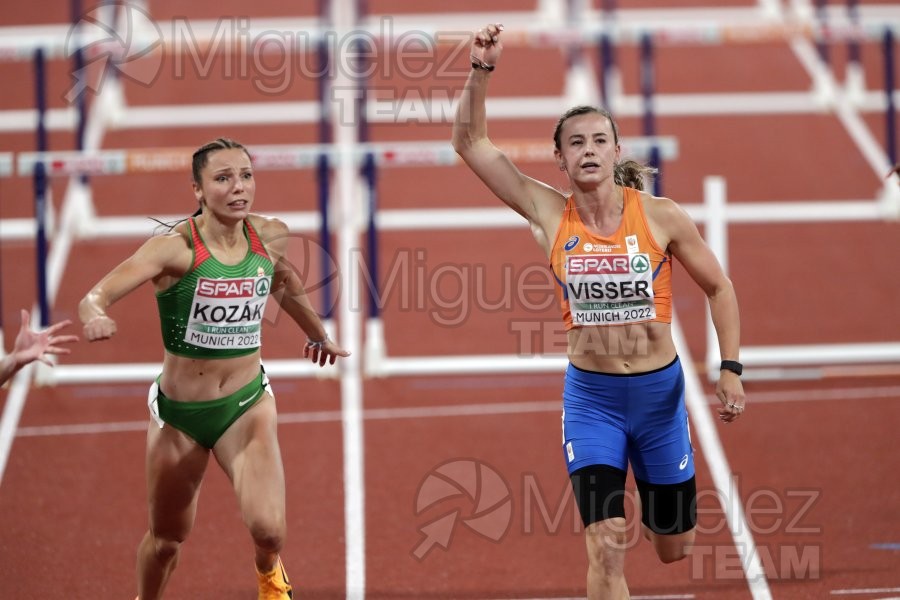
[0,152,11,176]
[364,177,900,380]
[4,146,898,383]
[1,137,678,242]
[703,174,900,381]
[0,136,677,385]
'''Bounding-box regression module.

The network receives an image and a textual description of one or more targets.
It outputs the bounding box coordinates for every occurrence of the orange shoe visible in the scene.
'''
[256,557,293,599]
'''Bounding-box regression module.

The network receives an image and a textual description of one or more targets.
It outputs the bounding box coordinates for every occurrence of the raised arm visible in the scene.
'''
[79,233,189,342]
[452,24,564,248]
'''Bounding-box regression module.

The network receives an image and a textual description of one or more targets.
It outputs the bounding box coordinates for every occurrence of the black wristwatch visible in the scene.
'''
[720,360,743,376]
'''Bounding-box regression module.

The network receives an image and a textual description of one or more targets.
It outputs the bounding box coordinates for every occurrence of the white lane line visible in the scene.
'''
[0,364,36,481]
[15,401,564,438]
[488,596,694,600]
[631,597,694,600]
[831,588,900,595]
[15,382,900,439]
[331,0,365,596]
[672,316,773,600]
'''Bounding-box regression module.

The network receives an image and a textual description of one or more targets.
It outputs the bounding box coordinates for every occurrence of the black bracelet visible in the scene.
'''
[470,55,495,72]
[720,360,743,376]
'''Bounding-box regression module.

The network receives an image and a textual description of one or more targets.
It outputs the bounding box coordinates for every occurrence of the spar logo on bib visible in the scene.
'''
[197,278,260,298]
[568,255,630,275]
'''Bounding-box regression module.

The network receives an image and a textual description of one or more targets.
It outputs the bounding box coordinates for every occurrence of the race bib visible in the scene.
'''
[565,254,655,326]
[185,276,271,350]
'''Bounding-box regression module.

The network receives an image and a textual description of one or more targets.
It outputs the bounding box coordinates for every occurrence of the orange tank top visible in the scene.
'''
[550,187,672,330]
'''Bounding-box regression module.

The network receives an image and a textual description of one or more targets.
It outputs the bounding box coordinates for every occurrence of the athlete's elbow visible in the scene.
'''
[706,276,735,302]
[452,124,488,154]
[78,290,105,324]
[452,131,472,155]
[718,275,735,296]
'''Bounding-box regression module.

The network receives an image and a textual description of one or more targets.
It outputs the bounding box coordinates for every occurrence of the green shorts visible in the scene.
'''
[147,368,272,449]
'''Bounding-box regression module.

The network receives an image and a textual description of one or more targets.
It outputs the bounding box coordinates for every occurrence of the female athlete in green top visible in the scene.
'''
[79,138,350,600]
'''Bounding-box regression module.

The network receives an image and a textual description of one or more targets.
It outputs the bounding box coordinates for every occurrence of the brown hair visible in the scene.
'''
[553,105,656,191]
[191,137,251,184]
[188,137,252,217]
[152,138,252,231]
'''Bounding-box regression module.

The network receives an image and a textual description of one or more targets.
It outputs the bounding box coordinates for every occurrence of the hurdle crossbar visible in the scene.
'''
[372,354,569,377]
[5,88,898,136]
[3,7,899,64]
[12,136,678,178]
[1,136,676,243]
[47,358,338,384]
[3,194,895,243]
[740,343,900,367]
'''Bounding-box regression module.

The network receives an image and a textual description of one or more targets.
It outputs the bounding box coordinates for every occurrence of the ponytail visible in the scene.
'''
[613,159,657,191]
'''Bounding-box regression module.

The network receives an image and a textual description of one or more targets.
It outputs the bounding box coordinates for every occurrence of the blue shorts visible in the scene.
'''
[561,356,694,485]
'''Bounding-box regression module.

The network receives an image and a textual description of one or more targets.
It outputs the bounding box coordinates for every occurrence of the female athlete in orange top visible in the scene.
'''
[453,24,745,599]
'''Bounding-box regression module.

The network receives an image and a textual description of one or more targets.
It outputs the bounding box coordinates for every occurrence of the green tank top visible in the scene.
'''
[156,217,275,359]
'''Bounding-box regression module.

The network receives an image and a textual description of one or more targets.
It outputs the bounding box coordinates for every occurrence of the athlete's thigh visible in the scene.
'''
[627,364,693,485]
[213,393,286,519]
[144,422,211,536]
[562,365,629,476]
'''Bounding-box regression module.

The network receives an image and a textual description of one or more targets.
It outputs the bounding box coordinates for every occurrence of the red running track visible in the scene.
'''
[2,1,900,598]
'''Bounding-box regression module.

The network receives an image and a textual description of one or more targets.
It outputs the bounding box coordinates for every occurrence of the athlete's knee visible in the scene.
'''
[654,530,694,564]
[248,516,286,553]
[148,530,188,562]
[657,544,690,564]
[585,519,628,573]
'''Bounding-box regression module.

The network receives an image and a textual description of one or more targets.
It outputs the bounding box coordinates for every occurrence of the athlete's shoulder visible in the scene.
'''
[638,192,697,250]
[638,191,684,221]
[126,226,193,276]
[247,213,289,261]
[247,213,288,238]
[146,223,192,253]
